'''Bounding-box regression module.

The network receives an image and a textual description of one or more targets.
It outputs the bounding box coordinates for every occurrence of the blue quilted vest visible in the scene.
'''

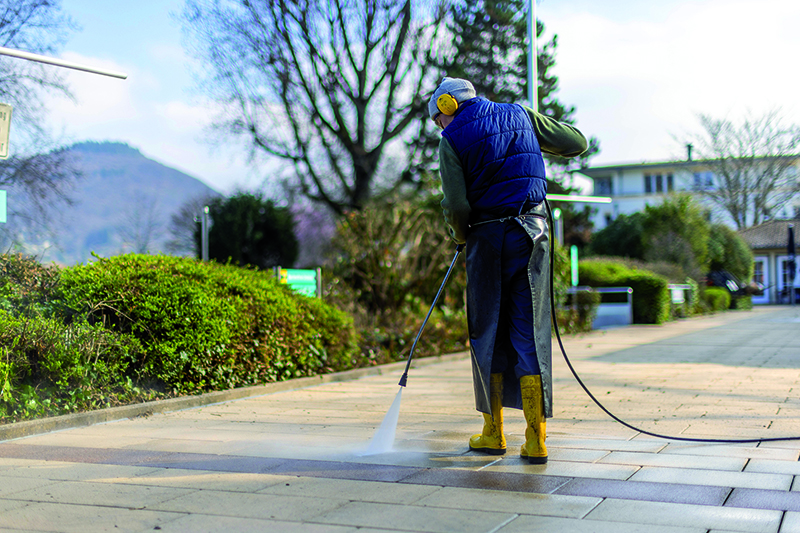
[442,98,546,222]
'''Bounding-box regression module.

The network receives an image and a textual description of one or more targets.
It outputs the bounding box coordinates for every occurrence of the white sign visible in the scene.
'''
[0,103,10,159]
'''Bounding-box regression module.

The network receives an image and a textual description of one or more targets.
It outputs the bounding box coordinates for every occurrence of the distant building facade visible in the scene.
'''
[579,153,800,231]
[579,152,800,304]
[739,220,799,305]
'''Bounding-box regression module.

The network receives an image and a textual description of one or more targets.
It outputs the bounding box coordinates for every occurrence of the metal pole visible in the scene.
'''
[0,46,128,79]
[528,0,537,111]
[201,206,209,262]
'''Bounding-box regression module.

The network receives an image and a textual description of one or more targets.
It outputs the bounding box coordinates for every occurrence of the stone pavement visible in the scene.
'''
[1,305,800,532]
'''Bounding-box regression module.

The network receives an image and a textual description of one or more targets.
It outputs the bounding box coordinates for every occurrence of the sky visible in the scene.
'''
[28,0,800,195]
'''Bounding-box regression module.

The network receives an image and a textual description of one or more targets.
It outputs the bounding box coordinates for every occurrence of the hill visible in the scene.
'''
[32,142,219,265]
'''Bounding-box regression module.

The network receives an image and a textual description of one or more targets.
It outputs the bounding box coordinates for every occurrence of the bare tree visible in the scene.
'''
[117,193,164,254]
[180,0,448,215]
[165,193,220,256]
[687,110,800,229]
[0,0,79,244]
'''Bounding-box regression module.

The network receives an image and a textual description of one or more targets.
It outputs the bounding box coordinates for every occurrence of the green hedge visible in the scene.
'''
[704,287,732,312]
[579,259,671,324]
[730,294,753,310]
[558,289,601,333]
[59,254,359,394]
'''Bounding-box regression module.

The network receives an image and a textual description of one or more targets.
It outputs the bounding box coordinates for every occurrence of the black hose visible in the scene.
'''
[544,199,800,443]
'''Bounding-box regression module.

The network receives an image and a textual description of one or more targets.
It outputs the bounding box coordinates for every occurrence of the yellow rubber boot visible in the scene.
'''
[469,373,506,455]
[520,374,548,464]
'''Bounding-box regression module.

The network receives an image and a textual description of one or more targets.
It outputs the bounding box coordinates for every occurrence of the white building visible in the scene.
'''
[578,153,800,304]
[578,153,800,231]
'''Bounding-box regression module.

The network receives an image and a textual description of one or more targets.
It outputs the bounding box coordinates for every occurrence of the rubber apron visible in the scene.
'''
[465,202,552,418]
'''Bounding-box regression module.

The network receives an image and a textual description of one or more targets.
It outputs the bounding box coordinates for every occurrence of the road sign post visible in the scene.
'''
[0,103,11,160]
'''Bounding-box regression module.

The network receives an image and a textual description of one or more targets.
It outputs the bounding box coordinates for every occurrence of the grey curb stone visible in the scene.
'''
[0,351,469,442]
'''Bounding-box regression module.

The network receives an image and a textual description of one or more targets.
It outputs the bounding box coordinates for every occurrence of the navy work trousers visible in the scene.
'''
[488,221,541,378]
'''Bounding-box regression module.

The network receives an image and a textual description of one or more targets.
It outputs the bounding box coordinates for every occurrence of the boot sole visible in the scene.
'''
[521,455,548,464]
[469,446,506,456]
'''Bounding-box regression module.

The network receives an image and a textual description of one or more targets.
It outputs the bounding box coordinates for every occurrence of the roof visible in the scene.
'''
[739,219,800,250]
[581,154,800,179]
[580,160,702,177]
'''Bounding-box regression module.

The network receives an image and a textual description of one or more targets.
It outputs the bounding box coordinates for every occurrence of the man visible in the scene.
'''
[430,77,587,463]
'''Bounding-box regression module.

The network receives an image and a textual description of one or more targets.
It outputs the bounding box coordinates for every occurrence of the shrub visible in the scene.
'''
[708,224,754,282]
[557,289,601,333]
[0,253,62,317]
[703,287,731,312]
[0,310,146,421]
[641,194,711,280]
[58,254,359,394]
[579,259,671,324]
[588,212,646,259]
[325,195,469,363]
[730,294,753,310]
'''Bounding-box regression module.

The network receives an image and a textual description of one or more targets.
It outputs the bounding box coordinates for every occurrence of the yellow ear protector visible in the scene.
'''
[436,93,459,116]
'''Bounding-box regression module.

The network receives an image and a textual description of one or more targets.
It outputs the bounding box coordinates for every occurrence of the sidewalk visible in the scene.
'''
[1,305,799,532]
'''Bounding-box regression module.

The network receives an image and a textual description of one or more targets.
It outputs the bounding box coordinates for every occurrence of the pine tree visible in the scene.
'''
[440,1,602,247]
[442,1,599,177]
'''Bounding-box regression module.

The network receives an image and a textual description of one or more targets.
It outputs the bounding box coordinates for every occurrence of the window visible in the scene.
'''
[595,177,613,195]
[753,261,764,285]
[782,259,797,287]
[693,171,714,190]
[644,174,673,194]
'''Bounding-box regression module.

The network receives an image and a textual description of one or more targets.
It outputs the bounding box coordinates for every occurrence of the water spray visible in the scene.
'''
[361,243,464,455]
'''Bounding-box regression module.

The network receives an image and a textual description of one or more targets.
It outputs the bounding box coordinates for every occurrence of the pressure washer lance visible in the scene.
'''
[398,243,465,388]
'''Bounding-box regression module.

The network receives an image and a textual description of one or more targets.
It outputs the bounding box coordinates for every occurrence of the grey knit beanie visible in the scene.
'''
[428,77,476,119]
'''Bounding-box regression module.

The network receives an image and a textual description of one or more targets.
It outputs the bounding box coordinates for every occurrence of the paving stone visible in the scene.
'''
[309,501,516,533]
[398,467,570,494]
[96,468,294,493]
[0,476,56,497]
[4,462,163,482]
[599,451,747,471]
[148,490,348,521]
[496,515,708,533]
[585,498,782,532]
[414,486,601,518]
[661,443,800,461]
[725,488,800,512]
[259,476,441,504]
[630,466,792,491]
[4,479,195,509]
[747,460,800,476]
[779,511,800,533]
[157,515,360,533]
[482,459,639,481]
[0,502,179,532]
[554,477,730,506]
[546,436,666,453]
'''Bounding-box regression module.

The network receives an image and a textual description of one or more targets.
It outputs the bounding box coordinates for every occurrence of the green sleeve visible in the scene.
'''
[522,105,588,158]
[438,137,470,244]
